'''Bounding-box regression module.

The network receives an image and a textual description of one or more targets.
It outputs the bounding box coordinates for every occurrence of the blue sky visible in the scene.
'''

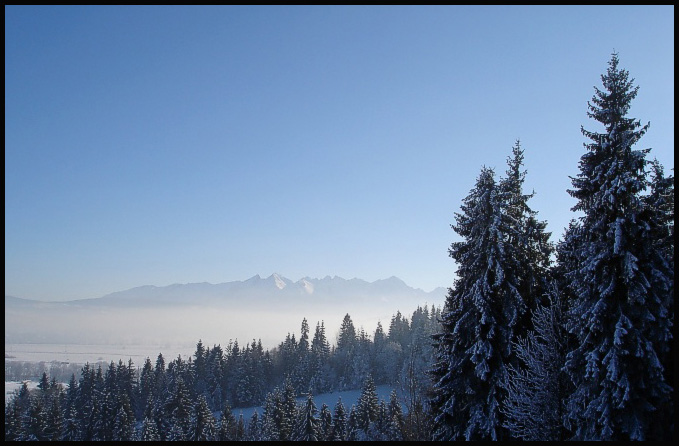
[5,6,674,301]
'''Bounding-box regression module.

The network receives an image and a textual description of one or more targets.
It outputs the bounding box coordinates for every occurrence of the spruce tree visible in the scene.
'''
[356,375,379,432]
[43,392,64,441]
[310,321,332,394]
[112,402,134,441]
[235,412,246,440]
[331,397,348,441]
[61,403,80,441]
[217,402,237,441]
[247,410,262,441]
[139,416,159,441]
[336,313,358,389]
[166,376,192,440]
[279,378,298,440]
[500,140,553,321]
[5,399,25,441]
[295,393,320,441]
[189,394,216,441]
[644,160,675,436]
[260,390,280,441]
[346,405,360,441]
[138,357,155,420]
[387,390,405,441]
[318,402,333,441]
[430,166,523,440]
[564,53,673,441]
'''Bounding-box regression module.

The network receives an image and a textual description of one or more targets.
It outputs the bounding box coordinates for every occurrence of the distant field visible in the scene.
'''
[4,343,196,368]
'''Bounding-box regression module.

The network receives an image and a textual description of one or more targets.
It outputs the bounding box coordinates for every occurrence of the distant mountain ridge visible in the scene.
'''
[6,274,446,309]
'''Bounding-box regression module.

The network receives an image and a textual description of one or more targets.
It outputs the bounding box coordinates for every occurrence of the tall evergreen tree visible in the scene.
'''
[192,339,208,398]
[235,412,246,441]
[310,321,332,394]
[295,394,320,441]
[139,416,159,441]
[43,398,64,441]
[280,378,298,441]
[112,395,135,442]
[346,405,360,441]
[500,140,553,320]
[247,410,262,441]
[431,166,524,440]
[387,389,405,441]
[260,389,281,441]
[356,375,379,432]
[61,402,80,441]
[331,397,348,441]
[5,398,26,441]
[564,53,673,440]
[189,394,216,441]
[37,372,50,393]
[318,402,333,441]
[166,376,192,440]
[644,160,675,436]
[138,357,155,420]
[217,403,237,441]
[336,313,358,389]
[24,398,47,441]
[644,160,674,268]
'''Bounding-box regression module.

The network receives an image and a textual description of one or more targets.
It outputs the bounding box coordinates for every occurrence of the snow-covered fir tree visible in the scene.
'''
[165,376,192,440]
[331,397,348,441]
[235,412,246,440]
[138,416,159,441]
[500,140,553,328]
[387,389,405,441]
[563,52,673,441]
[112,393,135,441]
[188,394,215,441]
[356,375,379,433]
[294,393,319,441]
[43,397,64,441]
[430,166,525,440]
[260,388,280,441]
[216,403,237,441]
[644,161,675,413]
[318,402,333,441]
[247,410,261,441]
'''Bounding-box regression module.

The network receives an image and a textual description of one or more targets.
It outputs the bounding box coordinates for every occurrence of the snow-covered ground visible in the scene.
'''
[5,381,39,403]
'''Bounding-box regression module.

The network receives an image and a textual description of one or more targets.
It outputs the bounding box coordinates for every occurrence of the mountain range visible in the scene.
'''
[5,275,446,347]
[6,274,446,309]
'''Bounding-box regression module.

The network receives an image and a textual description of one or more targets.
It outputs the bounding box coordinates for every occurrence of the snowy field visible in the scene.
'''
[5,381,39,403]
[5,343,196,367]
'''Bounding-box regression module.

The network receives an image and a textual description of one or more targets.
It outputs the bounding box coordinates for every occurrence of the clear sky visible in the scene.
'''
[5,6,674,302]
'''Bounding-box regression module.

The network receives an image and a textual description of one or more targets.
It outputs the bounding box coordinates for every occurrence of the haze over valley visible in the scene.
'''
[5,274,445,354]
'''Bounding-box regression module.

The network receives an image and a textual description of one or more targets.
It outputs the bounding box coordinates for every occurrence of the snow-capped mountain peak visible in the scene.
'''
[272,273,287,290]
[300,278,314,295]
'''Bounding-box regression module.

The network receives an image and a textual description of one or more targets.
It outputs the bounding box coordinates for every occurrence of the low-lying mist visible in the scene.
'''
[5,275,446,363]
[5,300,437,353]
